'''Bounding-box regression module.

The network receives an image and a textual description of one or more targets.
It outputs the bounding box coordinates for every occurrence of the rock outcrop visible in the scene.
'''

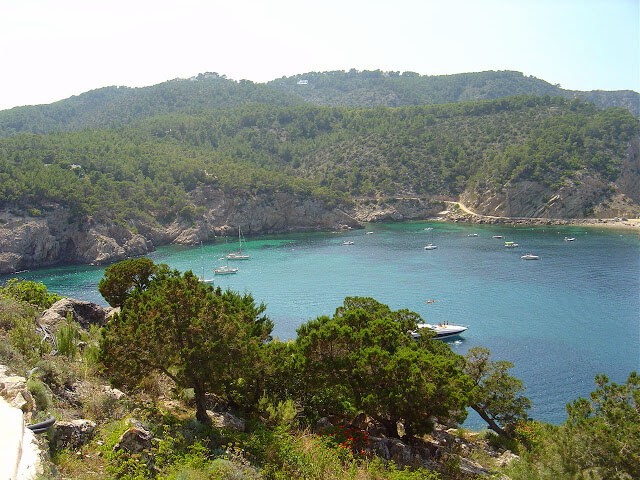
[0,366,35,416]
[0,189,363,274]
[39,297,111,331]
[51,419,96,452]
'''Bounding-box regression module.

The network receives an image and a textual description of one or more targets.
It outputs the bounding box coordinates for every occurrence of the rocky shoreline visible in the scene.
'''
[434,201,640,230]
[1,194,638,275]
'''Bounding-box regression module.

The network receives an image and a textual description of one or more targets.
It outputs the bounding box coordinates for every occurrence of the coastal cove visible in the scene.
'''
[2,221,638,429]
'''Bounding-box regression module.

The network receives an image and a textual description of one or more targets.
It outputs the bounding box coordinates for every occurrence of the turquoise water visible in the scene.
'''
[3,222,639,427]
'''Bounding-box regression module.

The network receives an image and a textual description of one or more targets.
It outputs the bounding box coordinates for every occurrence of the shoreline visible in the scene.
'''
[432,201,640,232]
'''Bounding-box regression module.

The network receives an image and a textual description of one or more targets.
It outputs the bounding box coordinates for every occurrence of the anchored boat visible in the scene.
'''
[412,323,468,339]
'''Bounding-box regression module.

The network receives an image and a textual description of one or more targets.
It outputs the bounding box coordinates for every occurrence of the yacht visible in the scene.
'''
[226,227,250,260]
[412,323,468,339]
[521,254,539,260]
[214,265,238,275]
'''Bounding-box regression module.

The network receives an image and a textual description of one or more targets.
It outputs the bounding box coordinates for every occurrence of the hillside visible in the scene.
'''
[0,70,637,138]
[269,69,640,114]
[0,95,638,273]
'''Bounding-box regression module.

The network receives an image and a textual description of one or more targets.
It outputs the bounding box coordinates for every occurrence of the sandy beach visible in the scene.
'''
[436,202,640,232]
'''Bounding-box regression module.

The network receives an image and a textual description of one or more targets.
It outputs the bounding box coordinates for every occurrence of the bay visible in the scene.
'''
[3,221,639,428]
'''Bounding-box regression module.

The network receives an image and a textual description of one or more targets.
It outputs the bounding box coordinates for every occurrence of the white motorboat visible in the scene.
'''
[467,233,478,237]
[492,235,503,239]
[342,241,355,245]
[214,265,238,275]
[504,241,519,248]
[424,244,438,250]
[366,231,374,235]
[564,237,576,242]
[521,254,539,260]
[412,323,468,339]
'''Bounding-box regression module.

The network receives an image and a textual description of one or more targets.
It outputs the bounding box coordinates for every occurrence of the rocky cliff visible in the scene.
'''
[1,177,637,275]
[0,189,365,274]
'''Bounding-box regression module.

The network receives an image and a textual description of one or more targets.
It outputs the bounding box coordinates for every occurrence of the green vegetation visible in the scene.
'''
[0,278,62,309]
[0,96,636,227]
[99,267,274,423]
[0,70,636,138]
[0,274,638,479]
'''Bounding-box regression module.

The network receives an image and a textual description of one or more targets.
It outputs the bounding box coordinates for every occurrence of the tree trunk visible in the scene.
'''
[193,382,211,424]
[471,404,509,437]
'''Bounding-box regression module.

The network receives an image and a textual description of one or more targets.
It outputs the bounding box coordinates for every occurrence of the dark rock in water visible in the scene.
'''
[52,419,96,451]
[40,298,108,330]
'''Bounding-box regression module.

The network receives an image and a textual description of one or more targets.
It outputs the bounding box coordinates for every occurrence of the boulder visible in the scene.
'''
[114,425,153,454]
[52,419,96,451]
[207,411,245,432]
[40,298,108,330]
[496,450,520,467]
[102,385,126,401]
[0,368,35,414]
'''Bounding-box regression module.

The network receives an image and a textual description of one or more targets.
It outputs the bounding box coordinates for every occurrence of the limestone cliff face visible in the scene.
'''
[461,167,640,220]
[0,190,362,274]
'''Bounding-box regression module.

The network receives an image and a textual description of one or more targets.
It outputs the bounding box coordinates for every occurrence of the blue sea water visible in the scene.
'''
[4,222,639,428]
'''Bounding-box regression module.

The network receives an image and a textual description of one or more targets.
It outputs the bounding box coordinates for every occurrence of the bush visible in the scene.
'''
[27,379,51,412]
[9,316,51,361]
[56,316,79,359]
[0,279,62,309]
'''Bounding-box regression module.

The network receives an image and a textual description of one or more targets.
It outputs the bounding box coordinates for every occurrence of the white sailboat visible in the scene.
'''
[226,227,250,260]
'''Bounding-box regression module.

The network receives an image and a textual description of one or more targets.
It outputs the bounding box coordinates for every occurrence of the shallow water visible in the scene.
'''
[5,222,639,428]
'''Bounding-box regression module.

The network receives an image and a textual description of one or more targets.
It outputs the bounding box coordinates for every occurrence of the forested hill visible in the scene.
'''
[269,70,640,114]
[0,70,637,138]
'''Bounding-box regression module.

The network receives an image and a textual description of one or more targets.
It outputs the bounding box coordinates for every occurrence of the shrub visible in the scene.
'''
[0,279,62,309]
[27,379,51,412]
[9,316,51,361]
[56,315,79,359]
[258,396,300,428]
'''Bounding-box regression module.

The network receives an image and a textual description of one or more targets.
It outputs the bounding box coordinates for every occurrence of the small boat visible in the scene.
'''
[492,235,503,239]
[365,231,374,235]
[424,244,438,250]
[214,265,239,275]
[467,233,478,237]
[521,254,539,260]
[226,227,250,260]
[342,241,355,245]
[564,237,576,242]
[504,241,519,248]
[412,323,468,339]
[424,227,433,231]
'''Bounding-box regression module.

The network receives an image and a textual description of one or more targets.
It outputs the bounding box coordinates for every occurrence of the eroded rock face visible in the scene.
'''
[0,191,363,274]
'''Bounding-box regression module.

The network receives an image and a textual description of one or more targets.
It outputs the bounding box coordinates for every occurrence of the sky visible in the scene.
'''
[0,0,638,111]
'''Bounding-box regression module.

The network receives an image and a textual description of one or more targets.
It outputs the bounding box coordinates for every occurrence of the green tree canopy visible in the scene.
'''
[561,372,640,478]
[294,297,471,438]
[464,347,531,437]
[98,257,161,308]
[99,266,273,423]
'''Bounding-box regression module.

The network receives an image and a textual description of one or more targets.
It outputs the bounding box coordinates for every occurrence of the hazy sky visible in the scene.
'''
[1,0,638,110]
